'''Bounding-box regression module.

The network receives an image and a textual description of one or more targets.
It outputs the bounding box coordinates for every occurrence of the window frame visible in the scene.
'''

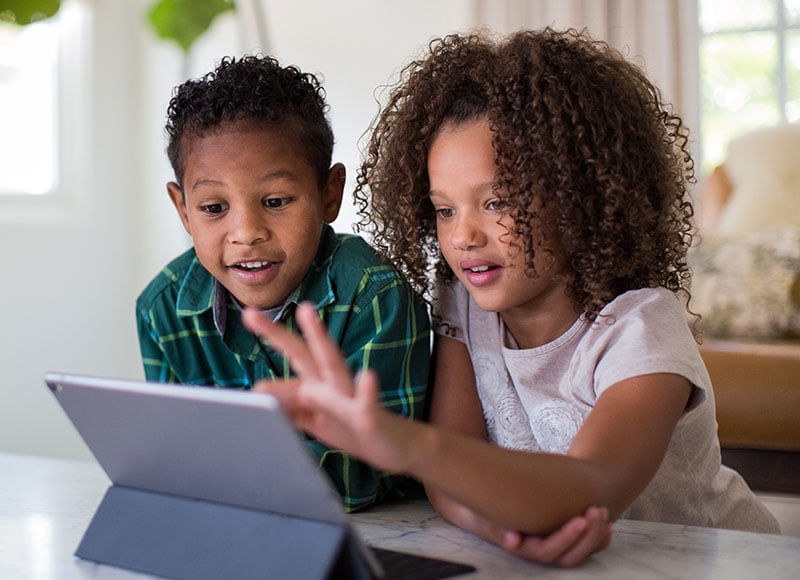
[0,0,92,224]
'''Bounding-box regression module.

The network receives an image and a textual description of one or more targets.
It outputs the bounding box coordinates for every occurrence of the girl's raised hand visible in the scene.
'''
[242,302,415,473]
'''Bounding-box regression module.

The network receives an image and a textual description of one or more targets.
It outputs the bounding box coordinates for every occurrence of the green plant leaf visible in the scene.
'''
[0,0,61,25]
[147,0,235,54]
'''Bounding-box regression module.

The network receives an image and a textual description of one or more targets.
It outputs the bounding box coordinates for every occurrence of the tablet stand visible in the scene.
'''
[76,485,374,579]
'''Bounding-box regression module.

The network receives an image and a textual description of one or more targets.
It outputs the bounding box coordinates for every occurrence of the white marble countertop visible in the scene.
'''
[353,499,800,579]
[1,452,798,579]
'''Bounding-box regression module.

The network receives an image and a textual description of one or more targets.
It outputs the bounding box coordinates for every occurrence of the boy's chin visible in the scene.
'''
[229,292,285,312]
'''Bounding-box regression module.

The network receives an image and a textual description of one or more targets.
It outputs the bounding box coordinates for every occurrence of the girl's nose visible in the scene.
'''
[450,213,486,250]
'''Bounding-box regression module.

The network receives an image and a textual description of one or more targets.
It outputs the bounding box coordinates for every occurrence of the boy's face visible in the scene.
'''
[168,122,343,310]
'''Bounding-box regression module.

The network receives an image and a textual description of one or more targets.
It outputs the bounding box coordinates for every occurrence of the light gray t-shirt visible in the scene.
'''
[435,282,779,533]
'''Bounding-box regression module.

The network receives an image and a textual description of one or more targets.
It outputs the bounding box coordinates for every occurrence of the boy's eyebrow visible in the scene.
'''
[188,169,300,192]
[257,169,300,183]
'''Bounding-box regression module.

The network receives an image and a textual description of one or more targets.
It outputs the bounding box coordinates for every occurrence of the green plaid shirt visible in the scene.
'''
[136,225,430,511]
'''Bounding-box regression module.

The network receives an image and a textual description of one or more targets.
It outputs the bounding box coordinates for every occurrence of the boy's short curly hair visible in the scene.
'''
[355,27,695,322]
[165,54,334,188]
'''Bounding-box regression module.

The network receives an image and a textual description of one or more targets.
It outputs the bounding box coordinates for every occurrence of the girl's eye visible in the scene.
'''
[200,203,225,215]
[488,199,510,212]
[435,208,455,219]
[264,197,291,209]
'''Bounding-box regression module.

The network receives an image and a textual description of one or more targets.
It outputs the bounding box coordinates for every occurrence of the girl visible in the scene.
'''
[244,27,780,565]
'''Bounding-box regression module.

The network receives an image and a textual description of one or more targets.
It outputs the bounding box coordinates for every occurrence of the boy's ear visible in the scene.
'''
[167,181,192,235]
[322,163,345,223]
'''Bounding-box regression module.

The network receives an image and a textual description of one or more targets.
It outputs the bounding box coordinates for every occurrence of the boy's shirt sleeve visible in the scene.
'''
[311,269,431,512]
[136,303,179,383]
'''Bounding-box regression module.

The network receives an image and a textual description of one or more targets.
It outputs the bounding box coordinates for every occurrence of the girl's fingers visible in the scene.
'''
[242,307,321,380]
[515,520,584,563]
[512,507,609,567]
[293,302,355,388]
[501,530,524,550]
[252,378,301,410]
[354,368,380,408]
[555,508,611,568]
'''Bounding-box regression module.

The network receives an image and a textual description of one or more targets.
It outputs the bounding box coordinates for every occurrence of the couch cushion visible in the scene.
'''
[700,339,800,450]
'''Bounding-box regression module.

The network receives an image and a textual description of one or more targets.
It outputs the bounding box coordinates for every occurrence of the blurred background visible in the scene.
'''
[1,0,798,460]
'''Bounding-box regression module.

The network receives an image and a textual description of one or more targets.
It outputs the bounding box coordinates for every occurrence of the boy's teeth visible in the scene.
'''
[239,260,269,269]
[470,266,489,272]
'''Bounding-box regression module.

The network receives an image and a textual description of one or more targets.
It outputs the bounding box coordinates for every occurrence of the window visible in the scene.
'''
[0,17,58,195]
[0,0,90,218]
[698,0,800,171]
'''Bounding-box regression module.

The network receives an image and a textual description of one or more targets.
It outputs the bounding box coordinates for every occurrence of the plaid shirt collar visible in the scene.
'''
[175,225,339,337]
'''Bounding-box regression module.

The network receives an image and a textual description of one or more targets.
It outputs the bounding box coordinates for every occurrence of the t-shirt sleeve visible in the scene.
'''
[589,289,709,412]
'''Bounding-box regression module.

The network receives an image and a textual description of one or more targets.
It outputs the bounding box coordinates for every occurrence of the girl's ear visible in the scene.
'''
[167,181,192,235]
[322,163,345,223]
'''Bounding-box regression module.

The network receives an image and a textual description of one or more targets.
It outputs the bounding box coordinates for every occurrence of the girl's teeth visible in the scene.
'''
[470,266,489,272]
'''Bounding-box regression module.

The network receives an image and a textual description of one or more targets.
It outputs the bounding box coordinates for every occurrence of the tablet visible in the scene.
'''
[45,372,476,580]
[45,372,347,525]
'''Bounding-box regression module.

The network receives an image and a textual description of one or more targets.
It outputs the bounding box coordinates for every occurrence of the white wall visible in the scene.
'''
[0,0,477,460]
[0,0,144,460]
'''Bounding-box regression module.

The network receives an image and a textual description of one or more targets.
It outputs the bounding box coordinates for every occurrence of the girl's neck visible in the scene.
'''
[500,295,581,350]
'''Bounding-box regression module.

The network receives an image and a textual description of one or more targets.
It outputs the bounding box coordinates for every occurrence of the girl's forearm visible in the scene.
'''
[426,487,484,533]
[391,414,608,535]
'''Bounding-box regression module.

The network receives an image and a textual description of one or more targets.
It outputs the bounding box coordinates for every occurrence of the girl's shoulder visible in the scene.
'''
[587,287,698,369]
[586,287,707,399]
[598,287,687,324]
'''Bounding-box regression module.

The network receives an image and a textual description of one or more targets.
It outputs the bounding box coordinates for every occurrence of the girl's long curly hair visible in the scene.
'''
[355,28,696,324]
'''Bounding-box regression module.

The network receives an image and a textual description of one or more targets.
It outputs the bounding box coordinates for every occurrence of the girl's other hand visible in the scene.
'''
[500,506,611,567]
[448,500,610,567]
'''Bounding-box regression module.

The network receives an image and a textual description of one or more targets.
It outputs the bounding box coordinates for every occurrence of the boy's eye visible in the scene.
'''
[264,197,291,209]
[200,203,225,215]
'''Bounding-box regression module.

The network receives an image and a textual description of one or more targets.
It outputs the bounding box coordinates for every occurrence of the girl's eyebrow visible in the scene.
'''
[429,180,498,198]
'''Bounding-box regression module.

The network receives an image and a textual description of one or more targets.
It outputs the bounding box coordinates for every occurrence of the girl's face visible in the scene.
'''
[428,118,576,347]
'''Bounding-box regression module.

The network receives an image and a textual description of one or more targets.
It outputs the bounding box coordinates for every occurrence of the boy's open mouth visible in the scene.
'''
[232,260,273,272]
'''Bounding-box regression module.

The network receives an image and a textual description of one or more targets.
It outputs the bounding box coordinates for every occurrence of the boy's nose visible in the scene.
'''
[229,211,270,245]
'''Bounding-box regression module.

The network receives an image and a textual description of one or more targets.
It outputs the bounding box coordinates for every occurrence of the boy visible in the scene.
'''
[136,55,430,512]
